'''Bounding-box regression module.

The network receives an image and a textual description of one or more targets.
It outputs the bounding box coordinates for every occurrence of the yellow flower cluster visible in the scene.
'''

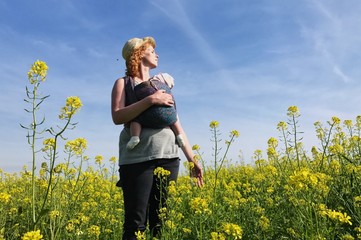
[222,222,243,239]
[42,138,55,152]
[154,167,171,178]
[318,204,352,225]
[209,120,219,129]
[189,197,212,215]
[277,121,287,130]
[65,138,87,155]
[49,210,61,220]
[21,230,43,240]
[95,155,103,164]
[27,60,48,84]
[331,116,341,125]
[287,105,300,117]
[258,215,270,231]
[59,96,83,119]
[230,129,240,138]
[0,192,11,204]
[354,196,361,207]
[87,225,101,237]
[287,168,330,195]
[192,144,200,151]
[135,230,146,240]
[211,231,226,240]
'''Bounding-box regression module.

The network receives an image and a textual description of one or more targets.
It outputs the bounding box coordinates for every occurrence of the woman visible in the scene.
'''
[111,36,203,239]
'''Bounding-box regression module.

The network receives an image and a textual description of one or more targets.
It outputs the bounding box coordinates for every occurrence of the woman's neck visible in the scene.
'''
[136,66,151,82]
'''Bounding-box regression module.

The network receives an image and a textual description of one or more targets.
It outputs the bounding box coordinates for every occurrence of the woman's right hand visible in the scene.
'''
[151,90,174,107]
[191,161,204,187]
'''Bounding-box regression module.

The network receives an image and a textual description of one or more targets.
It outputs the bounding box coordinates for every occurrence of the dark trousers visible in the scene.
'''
[118,158,180,240]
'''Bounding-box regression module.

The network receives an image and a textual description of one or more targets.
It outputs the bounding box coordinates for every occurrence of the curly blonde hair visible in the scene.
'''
[125,41,155,78]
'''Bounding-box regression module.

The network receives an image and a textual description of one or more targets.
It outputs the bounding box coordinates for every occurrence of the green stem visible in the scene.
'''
[35,117,71,227]
[320,123,335,170]
[292,115,300,169]
[281,128,290,165]
[31,82,39,227]
[216,135,235,176]
[212,127,218,205]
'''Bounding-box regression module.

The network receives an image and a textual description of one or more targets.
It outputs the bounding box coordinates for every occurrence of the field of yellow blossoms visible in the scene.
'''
[0,61,360,239]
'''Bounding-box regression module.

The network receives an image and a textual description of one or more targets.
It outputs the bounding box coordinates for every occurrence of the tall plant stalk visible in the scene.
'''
[21,60,83,230]
[21,60,49,227]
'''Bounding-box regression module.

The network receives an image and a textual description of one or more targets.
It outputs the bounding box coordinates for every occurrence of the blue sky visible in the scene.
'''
[1,0,360,173]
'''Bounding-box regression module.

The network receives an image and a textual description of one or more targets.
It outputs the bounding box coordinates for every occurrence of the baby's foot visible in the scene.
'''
[176,134,185,148]
[127,136,140,150]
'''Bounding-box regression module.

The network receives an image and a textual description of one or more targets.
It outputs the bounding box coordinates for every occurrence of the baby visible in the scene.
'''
[126,73,185,149]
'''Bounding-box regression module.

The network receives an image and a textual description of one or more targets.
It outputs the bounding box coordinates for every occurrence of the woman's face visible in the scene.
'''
[141,45,158,69]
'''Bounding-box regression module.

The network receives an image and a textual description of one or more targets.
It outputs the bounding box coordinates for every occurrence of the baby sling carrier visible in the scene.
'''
[124,76,177,128]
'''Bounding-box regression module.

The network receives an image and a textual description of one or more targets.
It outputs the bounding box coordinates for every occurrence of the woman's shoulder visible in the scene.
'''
[114,76,134,88]
[115,76,132,83]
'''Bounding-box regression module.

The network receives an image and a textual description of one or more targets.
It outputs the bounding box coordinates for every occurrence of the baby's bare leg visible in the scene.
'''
[127,121,142,150]
[170,120,185,147]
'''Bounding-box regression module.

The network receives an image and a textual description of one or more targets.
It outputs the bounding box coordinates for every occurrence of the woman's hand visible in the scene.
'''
[151,90,174,106]
[190,161,204,187]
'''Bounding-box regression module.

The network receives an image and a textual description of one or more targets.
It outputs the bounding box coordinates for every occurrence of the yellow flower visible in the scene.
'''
[355,226,361,239]
[189,197,212,215]
[154,167,171,178]
[192,144,200,151]
[326,210,352,225]
[354,196,361,207]
[277,121,287,130]
[21,230,43,240]
[109,156,117,163]
[66,219,79,232]
[343,119,353,128]
[330,160,341,173]
[286,228,299,238]
[0,193,11,204]
[222,223,243,239]
[211,232,226,240]
[331,116,341,125]
[95,155,103,164]
[65,138,87,155]
[28,60,48,84]
[267,137,278,147]
[230,130,240,138]
[42,138,55,152]
[340,234,354,240]
[287,106,300,117]
[259,215,270,231]
[87,225,100,237]
[319,205,353,226]
[209,120,219,129]
[168,181,177,195]
[329,144,343,154]
[49,210,61,220]
[135,230,146,240]
[165,220,176,229]
[59,96,83,119]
